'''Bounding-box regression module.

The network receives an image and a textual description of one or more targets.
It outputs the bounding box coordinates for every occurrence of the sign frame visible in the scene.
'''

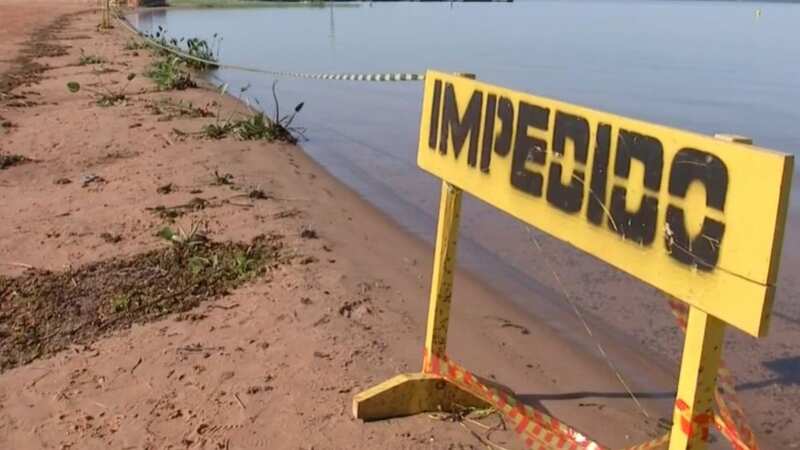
[354,70,794,450]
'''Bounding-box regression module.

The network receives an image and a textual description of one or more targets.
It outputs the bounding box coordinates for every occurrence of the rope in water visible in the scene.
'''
[117,16,425,82]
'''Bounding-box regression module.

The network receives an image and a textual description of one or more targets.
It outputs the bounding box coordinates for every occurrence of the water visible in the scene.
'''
[130,2,800,440]
[131,0,800,227]
[132,0,800,149]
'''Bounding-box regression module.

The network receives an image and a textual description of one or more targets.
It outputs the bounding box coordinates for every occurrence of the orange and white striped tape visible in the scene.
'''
[420,297,759,450]
[674,398,713,441]
[424,349,603,450]
[425,350,672,450]
[620,433,669,450]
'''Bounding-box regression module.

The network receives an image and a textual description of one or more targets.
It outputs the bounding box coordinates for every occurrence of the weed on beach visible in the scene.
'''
[212,170,234,185]
[66,73,137,107]
[146,197,211,221]
[235,112,293,141]
[143,26,221,70]
[147,56,196,91]
[77,49,106,65]
[0,117,14,133]
[197,83,305,143]
[147,97,214,119]
[123,38,149,51]
[199,109,302,143]
[0,233,283,372]
[0,154,31,170]
[184,36,220,70]
[200,120,234,139]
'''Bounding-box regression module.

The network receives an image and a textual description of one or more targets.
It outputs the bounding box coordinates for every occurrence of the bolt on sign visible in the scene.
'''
[419,71,792,338]
[353,70,793,450]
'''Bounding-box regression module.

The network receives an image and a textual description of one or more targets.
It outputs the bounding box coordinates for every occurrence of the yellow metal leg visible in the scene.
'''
[353,181,488,420]
[352,373,487,421]
[423,181,463,371]
[669,306,725,450]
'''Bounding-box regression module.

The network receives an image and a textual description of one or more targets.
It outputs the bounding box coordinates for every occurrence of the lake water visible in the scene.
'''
[130,0,800,231]
[129,2,800,440]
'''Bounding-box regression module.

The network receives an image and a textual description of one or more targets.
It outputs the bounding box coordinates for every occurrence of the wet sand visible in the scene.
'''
[0,1,796,449]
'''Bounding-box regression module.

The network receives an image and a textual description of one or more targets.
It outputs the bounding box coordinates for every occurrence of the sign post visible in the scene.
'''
[671,309,725,449]
[353,70,794,450]
[422,181,462,372]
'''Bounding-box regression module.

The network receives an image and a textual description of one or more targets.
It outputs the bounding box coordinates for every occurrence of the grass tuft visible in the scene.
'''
[123,38,149,51]
[110,294,131,312]
[78,49,106,66]
[142,26,221,70]
[147,56,196,91]
[0,154,32,170]
[147,98,214,119]
[66,73,137,107]
[0,231,283,371]
[198,82,305,144]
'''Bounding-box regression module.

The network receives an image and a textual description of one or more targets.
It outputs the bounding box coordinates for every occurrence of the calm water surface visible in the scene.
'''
[131,0,800,224]
[131,0,800,395]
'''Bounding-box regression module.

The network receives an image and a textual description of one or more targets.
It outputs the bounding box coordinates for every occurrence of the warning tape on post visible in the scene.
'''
[666,297,758,450]
[424,349,672,450]
[622,435,669,450]
[674,399,712,442]
[424,348,603,450]
[417,262,759,450]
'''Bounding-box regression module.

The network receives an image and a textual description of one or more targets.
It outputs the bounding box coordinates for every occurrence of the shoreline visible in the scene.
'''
[163,1,689,410]
[0,2,794,448]
[0,3,660,448]
[167,5,800,447]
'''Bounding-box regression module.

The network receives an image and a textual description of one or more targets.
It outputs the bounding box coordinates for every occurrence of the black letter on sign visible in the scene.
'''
[494,96,514,157]
[547,111,589,213]
[480,94,497,173]
[665,148,728,271]
[428,79,442,150]
[609,130,663,245]
[587,123,611,225]
[510,101,549,197]
[440,83,482,164]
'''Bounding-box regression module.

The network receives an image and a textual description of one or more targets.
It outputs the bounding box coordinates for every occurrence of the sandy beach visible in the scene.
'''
[0,1,796,449]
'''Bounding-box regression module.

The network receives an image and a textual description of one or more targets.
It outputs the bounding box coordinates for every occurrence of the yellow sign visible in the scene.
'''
[417,70,793,337]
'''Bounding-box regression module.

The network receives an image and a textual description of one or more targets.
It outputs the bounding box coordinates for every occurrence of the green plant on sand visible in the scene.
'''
[0,154,31,170]
[184,36,220,70]
[147,97,214,119]
[157,221,209,249]
[110,294,131,312]
[198,82,304,144]
[147,56,196,91]
[0,228,282,371]
[143,26,221,70]
[123,38,149,51]
[78,49,106,66]
[66,73,137,107]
